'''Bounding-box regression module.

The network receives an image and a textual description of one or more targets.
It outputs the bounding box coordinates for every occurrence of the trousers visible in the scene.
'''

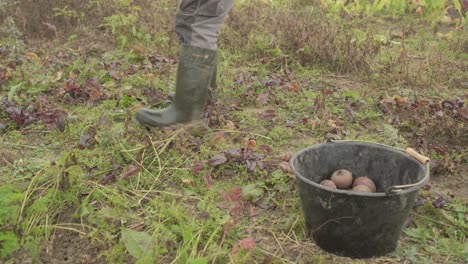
[175,0,234,50]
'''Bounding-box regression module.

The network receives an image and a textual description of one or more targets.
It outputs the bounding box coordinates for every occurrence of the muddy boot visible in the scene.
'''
[168,57,217,105]
[136,44,216,128]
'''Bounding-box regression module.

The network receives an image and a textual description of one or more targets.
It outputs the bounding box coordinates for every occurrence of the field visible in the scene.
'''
[0,0,467,263]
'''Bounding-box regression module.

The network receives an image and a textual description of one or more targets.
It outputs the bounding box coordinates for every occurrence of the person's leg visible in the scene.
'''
[168,0,233,103]
[175,0,234,49]
[136,0,233,128]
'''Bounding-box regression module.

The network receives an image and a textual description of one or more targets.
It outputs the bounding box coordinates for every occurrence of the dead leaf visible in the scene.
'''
[283,81,301,92]
[260,109,276,120]
[246,160,256,171]
[35,110,67,132]
[0,68,11,83]
[192,161,205,173]
[121,165,141,179]
[79,134,92,149]
[457,107,468,122]
[263,79,282,87]
[279,161,291,172]
[65,78,84,99]
[25,52,40,62]
[212,131,226,142]
[434,146,446,156]
[101,164,121,185]
[226,148,242,159]
[109,71,121,80]
[5,106,36,128]
[441,100,455,110]
[282,151,293,161]
[208,153,227,167]
[85,79,105,101]
[226,120,236,130]
[256,93,269,106]
[245,139,256,150]
[285,120,296,127]
[203,172,213,188]
[259,145,272,154]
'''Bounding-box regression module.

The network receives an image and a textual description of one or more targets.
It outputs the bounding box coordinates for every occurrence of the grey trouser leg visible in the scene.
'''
[175,0,234,50]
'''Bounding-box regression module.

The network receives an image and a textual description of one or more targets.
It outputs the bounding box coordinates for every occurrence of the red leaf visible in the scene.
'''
[259,145,272,154]
[433,146,446,156]
[281,151,293,161]
[322,90,334,95]
[260,109,276,120]
[192,161,205,173]
[121,165,141,179]
[223,186,244,203]
[229,204,244,220]
[208,153,227,167]
[239,237,256,250]
[5,106,36,128]
[65,78,83,98]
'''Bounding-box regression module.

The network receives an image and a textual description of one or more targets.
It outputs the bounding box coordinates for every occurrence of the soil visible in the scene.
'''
[38,206,106,264]
[39,228,105,264]
[430,164,468,200]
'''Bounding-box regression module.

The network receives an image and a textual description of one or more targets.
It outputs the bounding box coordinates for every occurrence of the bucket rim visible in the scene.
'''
[289,140,430,197]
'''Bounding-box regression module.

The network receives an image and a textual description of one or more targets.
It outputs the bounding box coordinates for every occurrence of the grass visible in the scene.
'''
[1,0,467,263]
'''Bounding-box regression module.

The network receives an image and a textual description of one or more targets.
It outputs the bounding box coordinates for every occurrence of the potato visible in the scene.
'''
[352,184,373,193]
[353,176,376,192]
[320,180,337,190]
[330,169,353,189]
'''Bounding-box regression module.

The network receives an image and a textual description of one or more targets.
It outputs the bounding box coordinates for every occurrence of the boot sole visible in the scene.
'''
[142,120,210,136]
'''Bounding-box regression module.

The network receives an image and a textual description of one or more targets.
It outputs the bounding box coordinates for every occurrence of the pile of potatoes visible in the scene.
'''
[320,169,376,193]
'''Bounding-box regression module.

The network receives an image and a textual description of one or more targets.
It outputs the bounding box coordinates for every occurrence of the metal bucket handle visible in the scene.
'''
[327,140,430,196]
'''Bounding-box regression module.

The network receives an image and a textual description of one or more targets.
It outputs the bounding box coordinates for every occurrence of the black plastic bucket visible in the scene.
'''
[290,140,429,258]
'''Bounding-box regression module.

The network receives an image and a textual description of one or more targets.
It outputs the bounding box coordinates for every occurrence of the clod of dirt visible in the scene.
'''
[353,176,376,192]
[330,169,353,189]
[352,184,373,193]
[320,179,337,190]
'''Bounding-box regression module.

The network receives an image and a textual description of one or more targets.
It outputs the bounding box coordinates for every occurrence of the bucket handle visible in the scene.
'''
[326,140,430,196]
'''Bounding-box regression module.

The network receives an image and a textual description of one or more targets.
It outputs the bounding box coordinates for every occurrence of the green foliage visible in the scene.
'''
[402,199,468,262]
[120,228,155,262]
[0,231,20,258]
[320,0,460,22]
[0,185,23,227]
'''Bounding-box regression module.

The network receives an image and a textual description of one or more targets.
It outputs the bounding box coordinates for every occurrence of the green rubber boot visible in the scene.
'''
[136,44,216,128]
[168,57,217,104]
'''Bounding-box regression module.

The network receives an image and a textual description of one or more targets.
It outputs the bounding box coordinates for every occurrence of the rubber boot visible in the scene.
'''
[136,44,216,128]
[168,57,217,104]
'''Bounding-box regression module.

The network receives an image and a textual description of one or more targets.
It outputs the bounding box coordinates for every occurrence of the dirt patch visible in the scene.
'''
[40,229,105,264]
[39,207,106,264]
[430,164,468,200]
